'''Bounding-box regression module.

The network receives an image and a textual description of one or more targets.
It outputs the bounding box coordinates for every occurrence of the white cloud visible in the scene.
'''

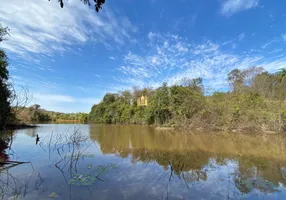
[191,13,197,25]
[117,33,229,88]
[238,33,245,41]
[31,93,100,113]
[109,56,116,60]
[282,33,286,41]
[33,94,75,103]
[259,58,286,72]
[119,65,151,78]
[114,32,285,91]
[221,0,259,16]
[260,38,279,49]
[0,0,135,57]
[268,48,282,54]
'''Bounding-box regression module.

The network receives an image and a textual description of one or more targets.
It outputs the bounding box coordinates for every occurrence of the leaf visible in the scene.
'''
[68,173,96,186]
[49,192,58,198]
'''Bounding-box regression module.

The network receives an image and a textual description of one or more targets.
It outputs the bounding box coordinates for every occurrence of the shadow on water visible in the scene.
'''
[1,124,286,199]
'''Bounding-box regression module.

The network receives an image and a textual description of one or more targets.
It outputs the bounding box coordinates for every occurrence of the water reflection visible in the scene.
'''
[90,124,286,196]
[1,124,286,199]
[0,138,9,167]
[0,125,109,200]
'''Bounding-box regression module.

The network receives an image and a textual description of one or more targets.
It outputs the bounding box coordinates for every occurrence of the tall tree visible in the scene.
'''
[227,69,245,92]
[243,66,264,87]
[0,25,12,130]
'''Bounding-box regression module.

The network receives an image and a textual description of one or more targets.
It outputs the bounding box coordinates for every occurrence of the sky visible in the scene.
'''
[1,0,286,113]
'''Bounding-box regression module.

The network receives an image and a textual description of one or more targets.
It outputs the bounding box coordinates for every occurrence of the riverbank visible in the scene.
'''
[89,67,286,134]
[3,123,38,131]
[89,95,286,134]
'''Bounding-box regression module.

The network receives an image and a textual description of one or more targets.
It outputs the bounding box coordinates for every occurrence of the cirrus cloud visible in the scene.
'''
[221,0,259,16]
[114,32,285,92]
[0,0,136,58]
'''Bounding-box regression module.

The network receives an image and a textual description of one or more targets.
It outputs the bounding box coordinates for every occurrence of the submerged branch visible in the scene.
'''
[0,161,32,172]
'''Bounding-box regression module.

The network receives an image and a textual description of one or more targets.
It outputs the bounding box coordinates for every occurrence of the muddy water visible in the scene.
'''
[1,124,286,200]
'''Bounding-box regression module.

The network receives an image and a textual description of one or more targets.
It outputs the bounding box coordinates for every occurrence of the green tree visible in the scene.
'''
[78,112,88,123]
[243,66,264,87]
[227,69,245,92]
[149,82,172,124]
[88,68,286,133]
[29,104,41,121]
[252,69,286,100]
[0,25,12,130]
[276,68,286,78]
[170,85,205,121]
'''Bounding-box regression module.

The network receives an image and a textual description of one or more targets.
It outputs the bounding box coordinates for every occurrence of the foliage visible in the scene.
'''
[68,164,116,186]
[16,106,89,123]
[0,25,12,130]
[54,0,106,12]
[28,104,50,122]
[49,192,58,198]
[276,68,286,78]
[90,67,286,133]
[49,112,88,122]
[89,80,205,126]
[68,173,97,186]
[227,69,245,92]
[253,70,286,100]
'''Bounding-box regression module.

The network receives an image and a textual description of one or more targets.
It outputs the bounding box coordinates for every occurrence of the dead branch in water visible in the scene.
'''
[0,161,33,172]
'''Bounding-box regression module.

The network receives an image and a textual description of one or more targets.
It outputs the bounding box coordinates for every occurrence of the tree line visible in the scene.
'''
[89,67,286,133]
[16,104,89,123]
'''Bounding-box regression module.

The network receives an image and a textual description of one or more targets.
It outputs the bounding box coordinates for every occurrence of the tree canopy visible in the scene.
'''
[277,68,286,78]
[89,67,286,133]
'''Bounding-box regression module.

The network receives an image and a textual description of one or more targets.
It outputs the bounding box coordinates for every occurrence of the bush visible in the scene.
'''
[89,67,286,133]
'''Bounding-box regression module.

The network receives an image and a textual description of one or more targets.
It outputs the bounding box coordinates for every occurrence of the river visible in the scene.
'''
[1,124,286,200]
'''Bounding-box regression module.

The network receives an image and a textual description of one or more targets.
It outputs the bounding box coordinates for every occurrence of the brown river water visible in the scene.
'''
[1,124,286,200]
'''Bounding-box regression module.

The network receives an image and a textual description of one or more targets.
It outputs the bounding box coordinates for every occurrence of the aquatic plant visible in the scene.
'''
[68,173,96,186]
[68,164,116,186]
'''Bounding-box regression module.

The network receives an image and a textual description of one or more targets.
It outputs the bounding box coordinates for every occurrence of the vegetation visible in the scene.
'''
[1,25,36,130]
[54,0,106,12]
[49,111,89,123]
[89,67,286,133]
[16,105,89,123]
[0,25,13,130]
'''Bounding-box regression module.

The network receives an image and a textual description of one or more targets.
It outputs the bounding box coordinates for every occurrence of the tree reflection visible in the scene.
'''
[233,157,285,194]
[0,131,35,200]
[0,128,113,200]
[0,139,8,168]
[90,124,286,195]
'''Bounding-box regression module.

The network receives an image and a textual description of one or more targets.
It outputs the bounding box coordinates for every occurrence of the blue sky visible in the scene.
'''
[1,0,286,113]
